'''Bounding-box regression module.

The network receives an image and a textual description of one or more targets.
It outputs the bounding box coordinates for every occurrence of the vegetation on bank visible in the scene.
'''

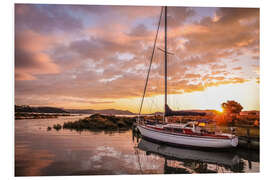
[50,114,136,132]
[15,112,71,120]
[53,124,62,131]
[15,105,71,120]
[140,100,259,138]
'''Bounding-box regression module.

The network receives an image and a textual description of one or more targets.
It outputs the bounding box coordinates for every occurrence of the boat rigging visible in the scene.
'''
[136,6,238,149]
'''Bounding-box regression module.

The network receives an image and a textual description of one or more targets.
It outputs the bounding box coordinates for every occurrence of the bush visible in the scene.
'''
[60,114,136,132]
[53,124,62,131]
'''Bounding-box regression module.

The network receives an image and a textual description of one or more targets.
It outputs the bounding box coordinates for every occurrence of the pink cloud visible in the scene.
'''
[15,30,60,80]
[14,5,259,108]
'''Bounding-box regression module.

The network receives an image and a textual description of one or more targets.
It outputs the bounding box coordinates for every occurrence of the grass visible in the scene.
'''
[230,126,259,138]
[15,112,71,120]
[59,114,136,132]
[202,124,259,139]
[53,124,62,131]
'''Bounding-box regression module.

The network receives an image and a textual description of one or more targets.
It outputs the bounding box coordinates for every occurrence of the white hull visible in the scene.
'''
[137,125,238,148]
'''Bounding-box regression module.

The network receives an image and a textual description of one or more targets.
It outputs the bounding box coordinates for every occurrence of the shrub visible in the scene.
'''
[60,114,136,132]
[53,124,62,131]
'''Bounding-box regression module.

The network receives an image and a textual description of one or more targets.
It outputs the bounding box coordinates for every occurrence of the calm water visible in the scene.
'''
[15,115,259,176]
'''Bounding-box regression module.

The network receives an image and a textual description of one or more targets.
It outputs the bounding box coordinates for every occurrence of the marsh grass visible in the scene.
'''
[60,114,136,132]
[15,112,71,120]
[53,124,62,131]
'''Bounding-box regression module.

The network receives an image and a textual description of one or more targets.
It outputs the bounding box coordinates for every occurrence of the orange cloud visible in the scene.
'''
[233,67,242,70]
[14,5,259,109]
[184,73,201,79]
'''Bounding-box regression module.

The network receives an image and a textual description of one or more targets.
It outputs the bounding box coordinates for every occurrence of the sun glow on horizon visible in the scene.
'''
[214,106,224,113]
[20,80,259,114]
[110,80,259,114]
[15,5,259,114]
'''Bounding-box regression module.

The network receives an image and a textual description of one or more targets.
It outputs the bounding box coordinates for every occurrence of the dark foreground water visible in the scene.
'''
[15,115,259,176]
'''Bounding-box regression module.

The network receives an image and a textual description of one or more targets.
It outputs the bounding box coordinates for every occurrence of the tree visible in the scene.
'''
[221,100,243,126]
[222,100,243,114]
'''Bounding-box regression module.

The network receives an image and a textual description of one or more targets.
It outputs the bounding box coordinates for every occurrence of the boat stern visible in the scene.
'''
[231,136,238,147]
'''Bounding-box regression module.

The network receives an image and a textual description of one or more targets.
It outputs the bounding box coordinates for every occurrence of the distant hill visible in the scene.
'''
[65,108,135,115]
[15,105,135,115]
[15,105,68,113]
[148,110,218,116]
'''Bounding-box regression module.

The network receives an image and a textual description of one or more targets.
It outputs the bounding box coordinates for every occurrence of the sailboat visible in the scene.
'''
[136,6,238,149]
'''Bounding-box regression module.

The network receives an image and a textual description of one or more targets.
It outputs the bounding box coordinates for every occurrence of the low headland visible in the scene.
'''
[15,105,135,120]
[15,105,71,120]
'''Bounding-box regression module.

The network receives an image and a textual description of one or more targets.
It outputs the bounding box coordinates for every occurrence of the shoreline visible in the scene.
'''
[15,112,75,120]
[50,114,136,132]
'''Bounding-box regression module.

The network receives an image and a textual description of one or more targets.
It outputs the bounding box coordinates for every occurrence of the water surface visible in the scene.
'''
[15,115,259,176]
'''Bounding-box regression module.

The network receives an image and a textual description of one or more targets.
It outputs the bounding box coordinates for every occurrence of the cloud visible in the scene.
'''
[15,30,60,80]
[167,7,196,27]
[233,67,242,71]
[70,5,161,20]
[128,24,152,37]
[205,77,248,87]
[184,73,201,79]
[170,8,259,62]
[252,55,259,60]
[211,63,227,70]
[211,70,228,76]
[14,5,259,108]
[15,72,36,81]
[15,4,83,34]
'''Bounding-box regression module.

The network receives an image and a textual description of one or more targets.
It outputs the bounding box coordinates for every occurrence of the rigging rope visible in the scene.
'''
[138,6,163,116]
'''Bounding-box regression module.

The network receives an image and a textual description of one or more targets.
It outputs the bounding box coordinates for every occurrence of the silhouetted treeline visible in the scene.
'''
[15,105,68,113]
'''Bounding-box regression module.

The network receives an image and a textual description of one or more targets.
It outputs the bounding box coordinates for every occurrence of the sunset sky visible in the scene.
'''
[15,4,259,113]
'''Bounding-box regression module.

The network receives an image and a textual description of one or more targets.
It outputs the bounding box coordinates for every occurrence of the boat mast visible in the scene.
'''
[164,6,168,123]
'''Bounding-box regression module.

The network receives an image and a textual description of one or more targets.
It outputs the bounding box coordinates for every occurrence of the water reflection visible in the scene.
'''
[133,129,259,174]
[138,138,245,173]
[15,116,259,176]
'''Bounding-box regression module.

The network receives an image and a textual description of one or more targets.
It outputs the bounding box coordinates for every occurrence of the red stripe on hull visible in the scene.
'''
[145,125,231,140]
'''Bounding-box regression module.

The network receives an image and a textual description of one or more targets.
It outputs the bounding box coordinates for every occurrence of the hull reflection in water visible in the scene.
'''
[137,138,245,173]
